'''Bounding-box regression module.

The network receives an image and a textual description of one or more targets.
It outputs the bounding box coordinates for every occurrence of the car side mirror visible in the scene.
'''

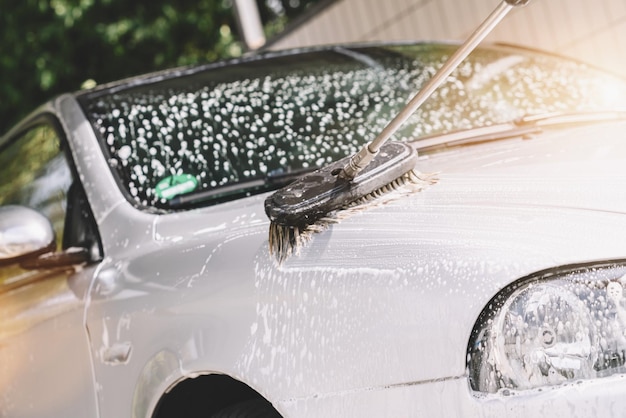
[0,205,56,267]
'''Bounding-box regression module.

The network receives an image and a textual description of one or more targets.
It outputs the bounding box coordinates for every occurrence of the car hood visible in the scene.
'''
[130,121,626,399]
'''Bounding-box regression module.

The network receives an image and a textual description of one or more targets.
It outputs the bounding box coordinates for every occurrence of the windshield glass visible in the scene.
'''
[79,43,626,211]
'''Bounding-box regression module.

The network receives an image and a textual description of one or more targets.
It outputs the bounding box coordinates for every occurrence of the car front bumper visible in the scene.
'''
[277,374,626,417]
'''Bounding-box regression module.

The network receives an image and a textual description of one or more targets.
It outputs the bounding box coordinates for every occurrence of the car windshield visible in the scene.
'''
[78,43,626,211]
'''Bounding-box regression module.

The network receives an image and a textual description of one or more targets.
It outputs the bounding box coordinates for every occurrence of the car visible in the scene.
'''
[3,33,626,418]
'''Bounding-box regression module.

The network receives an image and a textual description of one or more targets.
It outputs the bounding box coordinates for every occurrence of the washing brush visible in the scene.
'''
[265,0,531,262]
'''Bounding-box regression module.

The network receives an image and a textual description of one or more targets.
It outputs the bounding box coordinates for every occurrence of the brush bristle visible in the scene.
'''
[268,170,438,264]
[268,222,298,264]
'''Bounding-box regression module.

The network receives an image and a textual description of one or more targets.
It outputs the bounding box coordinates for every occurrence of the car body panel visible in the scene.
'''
[0,265,99,418]
[277,374,626,417]
[74,118,626,416]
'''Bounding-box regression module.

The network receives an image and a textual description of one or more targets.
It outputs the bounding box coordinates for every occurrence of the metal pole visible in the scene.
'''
[232,0,266,51]
[339,0,530,180]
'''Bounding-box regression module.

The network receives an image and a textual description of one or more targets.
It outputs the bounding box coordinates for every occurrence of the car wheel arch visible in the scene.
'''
[150,373,282,418]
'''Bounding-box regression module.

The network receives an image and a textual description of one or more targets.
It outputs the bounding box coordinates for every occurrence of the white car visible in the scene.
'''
[2,39,626,418]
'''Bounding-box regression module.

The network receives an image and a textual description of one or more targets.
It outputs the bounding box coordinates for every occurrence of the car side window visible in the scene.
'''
[0,123,71,250]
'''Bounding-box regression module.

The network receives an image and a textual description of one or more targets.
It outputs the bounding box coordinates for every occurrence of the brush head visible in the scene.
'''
[264,142,418,228]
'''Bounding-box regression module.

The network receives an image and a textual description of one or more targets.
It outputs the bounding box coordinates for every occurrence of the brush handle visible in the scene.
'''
[340,0,531,180]
[370,0,520,152]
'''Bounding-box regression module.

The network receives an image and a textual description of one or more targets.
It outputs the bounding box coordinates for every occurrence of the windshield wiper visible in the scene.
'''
[167,167,317,208]
[169,109,626,208]
[515,109,626,126]
[412,109,626,152]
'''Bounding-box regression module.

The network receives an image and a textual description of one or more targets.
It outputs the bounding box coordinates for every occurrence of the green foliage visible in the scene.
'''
[258,0,321,38]
[0,0,242,135]
[0,0,323,136]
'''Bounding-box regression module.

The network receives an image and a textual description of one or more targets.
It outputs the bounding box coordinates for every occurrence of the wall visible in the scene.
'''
[268,0,626,77]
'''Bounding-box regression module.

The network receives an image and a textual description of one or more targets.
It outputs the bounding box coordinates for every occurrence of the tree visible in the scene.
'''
[0,0,239,135]
[0,0,322,136]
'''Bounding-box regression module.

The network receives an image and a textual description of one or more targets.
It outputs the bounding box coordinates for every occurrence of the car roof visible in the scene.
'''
[73,41,546,100]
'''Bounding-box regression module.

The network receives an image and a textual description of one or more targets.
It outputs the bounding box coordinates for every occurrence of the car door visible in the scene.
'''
[0,118,100,417]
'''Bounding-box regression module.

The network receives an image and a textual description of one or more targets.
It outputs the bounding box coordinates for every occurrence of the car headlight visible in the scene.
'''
[468,261,626,394]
